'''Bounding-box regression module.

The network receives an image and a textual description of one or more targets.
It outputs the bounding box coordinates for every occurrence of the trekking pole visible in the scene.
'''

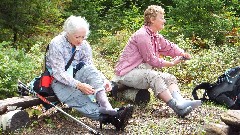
[18,80,102,135]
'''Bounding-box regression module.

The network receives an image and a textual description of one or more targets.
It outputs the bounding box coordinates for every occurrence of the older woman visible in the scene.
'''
[46,15,133,131]
[114,5,201,118]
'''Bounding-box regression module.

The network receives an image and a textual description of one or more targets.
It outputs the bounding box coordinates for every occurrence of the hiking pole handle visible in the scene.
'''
[18,80,102,135]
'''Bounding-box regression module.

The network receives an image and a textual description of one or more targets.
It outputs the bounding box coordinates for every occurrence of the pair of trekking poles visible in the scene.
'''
[18,80,102,135]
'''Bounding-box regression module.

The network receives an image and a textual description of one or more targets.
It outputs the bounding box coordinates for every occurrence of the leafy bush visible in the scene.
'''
[160,35,240,93]
[0,0,63,51]
[63,1,144,42]
[0,41,44,99]
[92,29,132,66]
[166,0,236,45]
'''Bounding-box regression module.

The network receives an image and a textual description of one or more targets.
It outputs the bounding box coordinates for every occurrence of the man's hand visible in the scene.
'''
[175,52,191,63]
[181,52,191,60]
[180,56,191,60]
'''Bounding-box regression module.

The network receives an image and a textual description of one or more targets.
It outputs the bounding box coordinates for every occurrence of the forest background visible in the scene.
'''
[0,0,239,134]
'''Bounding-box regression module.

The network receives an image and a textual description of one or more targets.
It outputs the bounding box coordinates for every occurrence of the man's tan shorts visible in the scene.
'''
[114,63,178,96]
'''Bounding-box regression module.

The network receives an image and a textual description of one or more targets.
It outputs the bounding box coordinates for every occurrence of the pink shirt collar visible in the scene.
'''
[144,25,159,53]
[144,25,158,37]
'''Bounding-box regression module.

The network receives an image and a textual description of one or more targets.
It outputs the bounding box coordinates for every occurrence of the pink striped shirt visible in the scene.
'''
[115,26,184,76]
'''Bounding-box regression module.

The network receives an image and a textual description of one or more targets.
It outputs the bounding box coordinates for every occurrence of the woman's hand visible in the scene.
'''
[76,82,95,95]
[104,80,112,92]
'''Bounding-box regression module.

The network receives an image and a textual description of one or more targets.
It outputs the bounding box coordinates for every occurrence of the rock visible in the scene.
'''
[221,110,240,128]
[205,122,240,135]
[205,110,240,135]
[205,122,229,135]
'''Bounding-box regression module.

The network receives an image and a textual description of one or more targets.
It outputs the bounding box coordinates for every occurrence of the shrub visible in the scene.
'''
[166,0,234,46]
[160,35,240,93]
[0,41,43,99]
[92,29,132,67]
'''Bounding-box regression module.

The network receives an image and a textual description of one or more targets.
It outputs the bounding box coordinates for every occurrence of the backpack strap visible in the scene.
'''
[44,44,76,71]
[65,47,76,71]
[192,82,213,102]
[42,45,50,72]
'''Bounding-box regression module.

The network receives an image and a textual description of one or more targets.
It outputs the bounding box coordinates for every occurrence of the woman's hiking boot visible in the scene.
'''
[100,104,134,131]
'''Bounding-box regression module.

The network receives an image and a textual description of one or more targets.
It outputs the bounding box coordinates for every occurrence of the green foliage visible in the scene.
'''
[90,30,132,79]
[160,35,240,92]
[0,42,43,99]
[93,29,131,65]
[225,0,240,17]
[1,0,238,50]
[166,0,237,45]
[0,0,239,103]
[0,0,63,50]
[63,0,143,41]
[44,118,56,128]
[63,0,102,30]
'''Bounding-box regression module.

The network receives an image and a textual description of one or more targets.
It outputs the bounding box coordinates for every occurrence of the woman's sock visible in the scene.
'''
[96,90,117,115]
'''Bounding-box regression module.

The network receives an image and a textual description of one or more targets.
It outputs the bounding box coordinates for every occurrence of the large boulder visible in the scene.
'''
[205,122,240,135]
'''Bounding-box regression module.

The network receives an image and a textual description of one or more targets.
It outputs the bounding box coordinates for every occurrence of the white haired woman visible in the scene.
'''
[114,5,201,118]
[46,15,133,131]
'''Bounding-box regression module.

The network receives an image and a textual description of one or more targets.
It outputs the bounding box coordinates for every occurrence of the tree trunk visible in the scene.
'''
[0,96,58,115]
[0,110,30,131]
[111,82,151,105]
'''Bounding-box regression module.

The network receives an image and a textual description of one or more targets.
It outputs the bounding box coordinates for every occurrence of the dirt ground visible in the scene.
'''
[2,99,226,135]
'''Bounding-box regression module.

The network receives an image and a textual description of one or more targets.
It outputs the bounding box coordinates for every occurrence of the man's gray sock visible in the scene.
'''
[172,91,202,109]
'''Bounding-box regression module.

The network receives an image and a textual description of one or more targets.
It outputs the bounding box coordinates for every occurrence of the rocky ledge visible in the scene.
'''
[205,110,240,135]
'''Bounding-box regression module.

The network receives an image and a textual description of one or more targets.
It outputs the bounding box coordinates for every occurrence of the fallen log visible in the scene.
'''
[111,82,151,105]
[0,110,30,131]
[0,96,58,115]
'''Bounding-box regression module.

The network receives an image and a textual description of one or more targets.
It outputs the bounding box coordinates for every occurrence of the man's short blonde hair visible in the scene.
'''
[144,5,164,26]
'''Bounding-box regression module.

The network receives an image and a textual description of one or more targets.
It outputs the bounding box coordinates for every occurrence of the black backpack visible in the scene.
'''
[192,66,240,109]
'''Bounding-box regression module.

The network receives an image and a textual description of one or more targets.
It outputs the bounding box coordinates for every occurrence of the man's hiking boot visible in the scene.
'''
[100,104,134,131]
[167,98,192,118]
